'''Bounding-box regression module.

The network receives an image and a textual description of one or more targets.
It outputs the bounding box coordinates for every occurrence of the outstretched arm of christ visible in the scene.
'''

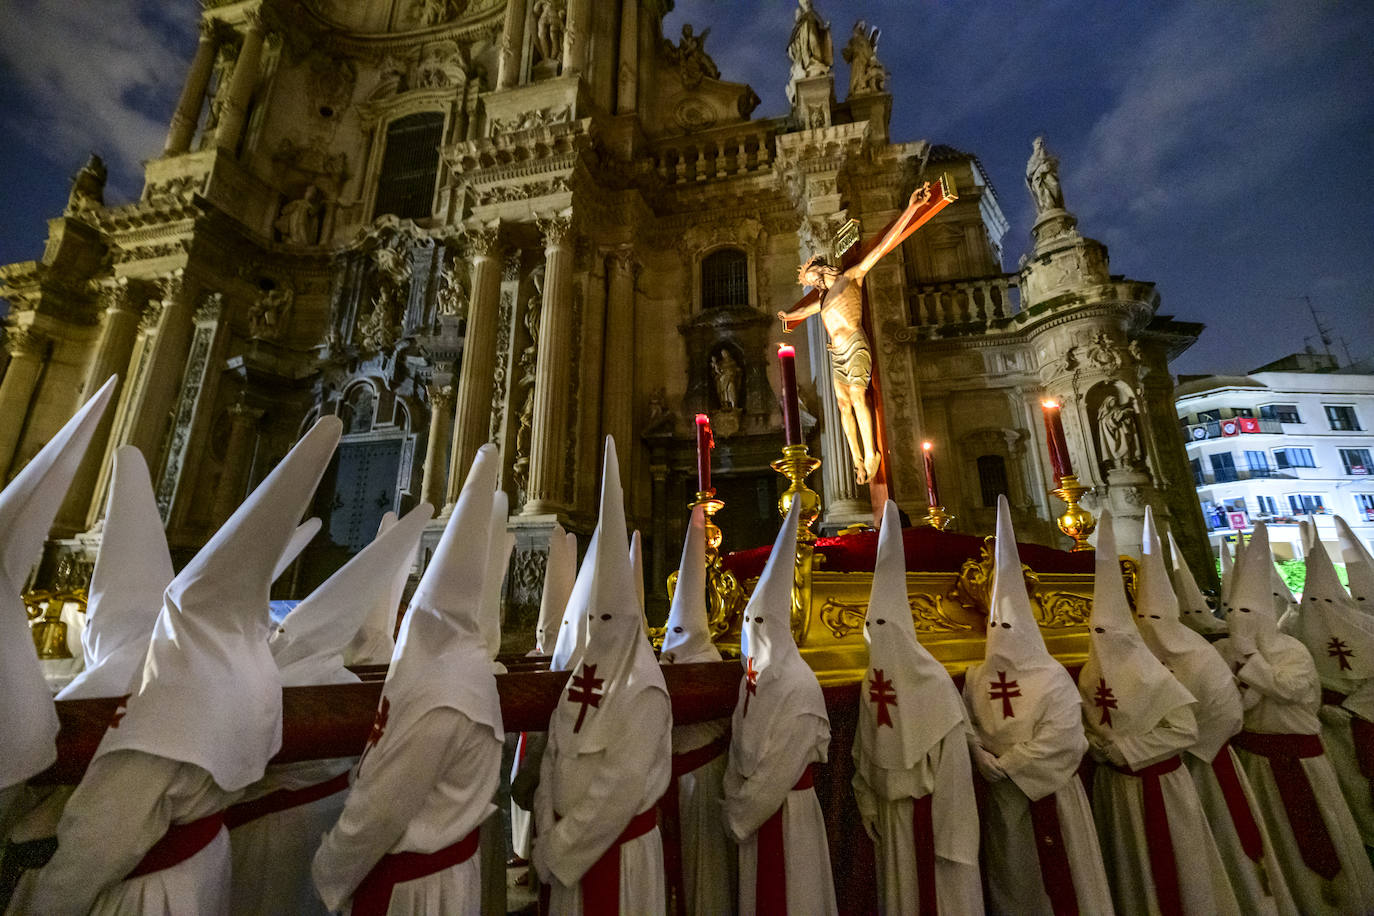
[852,182,935,278]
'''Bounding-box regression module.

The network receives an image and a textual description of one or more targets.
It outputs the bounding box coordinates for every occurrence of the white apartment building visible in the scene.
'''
[1175,353,1374,561]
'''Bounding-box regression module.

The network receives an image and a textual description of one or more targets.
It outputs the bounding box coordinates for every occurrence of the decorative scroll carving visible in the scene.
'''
[510,547,547,615]
[488,105,572,135]
[949,536,1041,618]
[488,288,515,445]
[156,312,218,518]
[536,213,573,248]
[819,591,972,640]
[1036,591,1091,628]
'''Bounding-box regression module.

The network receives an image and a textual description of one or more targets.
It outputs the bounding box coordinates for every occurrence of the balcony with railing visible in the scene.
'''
[908,275,1021,333]
[650,123,778,186]
[1183,418,1284,441]
[1193,466,1295,487]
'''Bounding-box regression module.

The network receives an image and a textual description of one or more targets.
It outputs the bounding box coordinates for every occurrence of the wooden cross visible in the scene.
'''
[1093,678,1118,727]
[743,656,760,717]
[567,663,605,733]
[989,670,1021,719]
[868,669,897,728]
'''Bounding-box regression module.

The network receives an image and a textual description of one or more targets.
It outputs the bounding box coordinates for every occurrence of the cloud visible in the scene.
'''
[0,0,196,201]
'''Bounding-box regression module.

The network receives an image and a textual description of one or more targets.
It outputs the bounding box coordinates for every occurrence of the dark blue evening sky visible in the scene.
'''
[2,0,1371,375]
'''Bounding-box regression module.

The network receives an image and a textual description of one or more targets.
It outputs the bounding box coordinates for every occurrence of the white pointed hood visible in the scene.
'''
[1300,517,1318,553]
[1289,538,1374,686]
[1,376,116,789]
[95,417,341,791]
[481,490,513,671]
[631,528,647,634]
[661,506,720,665]
[272,503,433,687]
[548,437,667,754]
[858,500,963,770]
[1079,510,1194,738]
[58,446,173,701]
[551,527,599,672]
[380,445,503,748]
[1226,522,1286,651]
[533,525,576,655]
[1219,538,1238,606]
[273,517,321,582]
[983,495,1057,675]
[343,512,412,666]
[1167,530,1227,635]
[731,498,829,777]
[1335,514,1374,606]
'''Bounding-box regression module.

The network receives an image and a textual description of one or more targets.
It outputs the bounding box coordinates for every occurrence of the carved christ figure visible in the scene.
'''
[778,183,935,485]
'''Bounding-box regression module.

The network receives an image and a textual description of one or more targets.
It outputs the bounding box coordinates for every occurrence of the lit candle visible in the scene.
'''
[695,413,714,494]
[1041,400,1074,481]
[777,344,801,445]
[922,441,940,506]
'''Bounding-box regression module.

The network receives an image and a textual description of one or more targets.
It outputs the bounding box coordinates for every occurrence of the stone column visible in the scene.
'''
[213,10,265,152]
[164,20,220,155]
[445,228,504,509]
[601,247,636,455]
[56,283,144,530]
[210,401,263,526]
[561,0,591,75]
[496,0,527,89]
[0,328,49,479]
[124,273,197,471]
[522,214,574,517]
[616,0,638,112]
[422,384,455,508]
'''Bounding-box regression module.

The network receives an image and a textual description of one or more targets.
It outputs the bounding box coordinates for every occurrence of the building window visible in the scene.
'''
[1210,452,1238,483]
[700,248,749,310]
[1197,409,1221,423]
[1355,493,1374,521]
[1232,407,1254,419]
[373,112,445,221]
[976,454,1009,507]
[1288,494,1325,515]
[1260,403,1302,424]
[1257,495,1278,516]
[1340,448,1374,476]
[1325,405,1362,431]
[1274,447,1316,469]
[1245,450,1271,477]
[1190,458,1204,487]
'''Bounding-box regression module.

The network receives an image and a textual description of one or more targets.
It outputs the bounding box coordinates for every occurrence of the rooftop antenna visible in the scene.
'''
[1295,295,1337,365]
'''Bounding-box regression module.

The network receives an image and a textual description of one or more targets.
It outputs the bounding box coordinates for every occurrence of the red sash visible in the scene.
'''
[1208,743,1264,862]
[223,771,350,829]
[351,825,480,916]
[1231,730,1342,880]
[1027,794,1078,916]
[1109,755,1183,916]
[911,793,938,916]
[1322,688,1374,804]
[125,812,225,880]
[569,807,658,916]
[659,733,731,916]
[755,763,815,915]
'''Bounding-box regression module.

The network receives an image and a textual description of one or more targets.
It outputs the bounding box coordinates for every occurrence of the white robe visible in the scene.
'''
[723,708,836,916]
[962,663,1114,916]
[670,718,735,916]
[1216,636,1374,915]
[510,733,533,860]
[851,724,983,916]
[535,690,671,915]
[228,757,353,916]
[1317,675,1374,848]
[313,708,500,915]
[24,751,239,916]
[1086,703,1241,916]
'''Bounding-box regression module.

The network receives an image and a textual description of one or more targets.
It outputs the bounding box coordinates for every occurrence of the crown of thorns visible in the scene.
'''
[798,254,830,282]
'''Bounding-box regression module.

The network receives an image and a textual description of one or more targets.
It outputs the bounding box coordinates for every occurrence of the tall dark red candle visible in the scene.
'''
[777,344,802,445]
[922,441,940,506]
[1041,400,1074,481]
[695,413,714,493]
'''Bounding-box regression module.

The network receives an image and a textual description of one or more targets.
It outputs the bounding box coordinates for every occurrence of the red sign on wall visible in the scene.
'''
[1228,511,1248,530]
[1238,417,1260,434]
[1220,420,1240,437]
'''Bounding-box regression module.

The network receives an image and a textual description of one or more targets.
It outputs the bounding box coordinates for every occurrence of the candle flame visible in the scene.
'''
[922,441,933,451]
[1042,399,1060,409]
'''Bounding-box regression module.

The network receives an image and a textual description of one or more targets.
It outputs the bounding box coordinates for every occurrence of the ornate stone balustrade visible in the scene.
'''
[650,124,777,185]
[908,274,1020,331]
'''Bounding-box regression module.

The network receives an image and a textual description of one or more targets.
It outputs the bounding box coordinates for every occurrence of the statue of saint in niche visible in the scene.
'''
[1098,394,1143,469]
[711,349,742,410]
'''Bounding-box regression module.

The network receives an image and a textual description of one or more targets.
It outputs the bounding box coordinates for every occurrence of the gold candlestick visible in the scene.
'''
[691,489,726,563]
[925,505,955,531]
[1051,473,1096,552]
[665,490,746,643]
[771,443,822,643]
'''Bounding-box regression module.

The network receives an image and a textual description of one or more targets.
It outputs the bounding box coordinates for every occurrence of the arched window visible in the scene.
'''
[976,454,1009,507]
[700,248,749,310]
[373,112,445,221]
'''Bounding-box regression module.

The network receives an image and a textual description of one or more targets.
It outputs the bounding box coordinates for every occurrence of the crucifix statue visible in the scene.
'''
[778,175,957,485]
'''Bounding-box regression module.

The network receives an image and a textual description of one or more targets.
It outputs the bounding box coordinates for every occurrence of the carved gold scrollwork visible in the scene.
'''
[24,588,88,660]
[949,536,1039,617]
[1119,556,1140,610]
[819,598,866,639]
[1035,591,1092,628]
[818,592,972,640]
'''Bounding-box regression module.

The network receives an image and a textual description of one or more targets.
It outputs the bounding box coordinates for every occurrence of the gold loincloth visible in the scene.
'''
[828,333,873,388]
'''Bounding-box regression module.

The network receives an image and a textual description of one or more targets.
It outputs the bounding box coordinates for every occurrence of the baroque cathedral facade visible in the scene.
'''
[0,0,1211,626]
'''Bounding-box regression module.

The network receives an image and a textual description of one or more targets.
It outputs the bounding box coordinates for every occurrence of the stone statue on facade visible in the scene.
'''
[1026,135,1065,215]
[1098,394,1143,469]
[411,0,463,26]
[435,261,468,319]
[664,23,721,89]
[248,286,293,340]
[65,154,107,216]
[274,185,323,246]
[788,0,833,80]
[711,349,742,410]
[532,0,566,66]
[842,21,887,96]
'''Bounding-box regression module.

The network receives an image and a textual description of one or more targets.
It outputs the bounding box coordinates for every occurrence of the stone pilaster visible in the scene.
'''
[210,401,263,526]
[421,384,455,508]
[164,19,220,155]
[446,228,503,510]
[616,0,639,112]
[0,327,50,479]
[496,0,527,89]
[157,293,225,524]
[213,10,265,152]
[522,214,574,518]
[561,0,590,75]
[124,273,197,473]
[601,246,636,457]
